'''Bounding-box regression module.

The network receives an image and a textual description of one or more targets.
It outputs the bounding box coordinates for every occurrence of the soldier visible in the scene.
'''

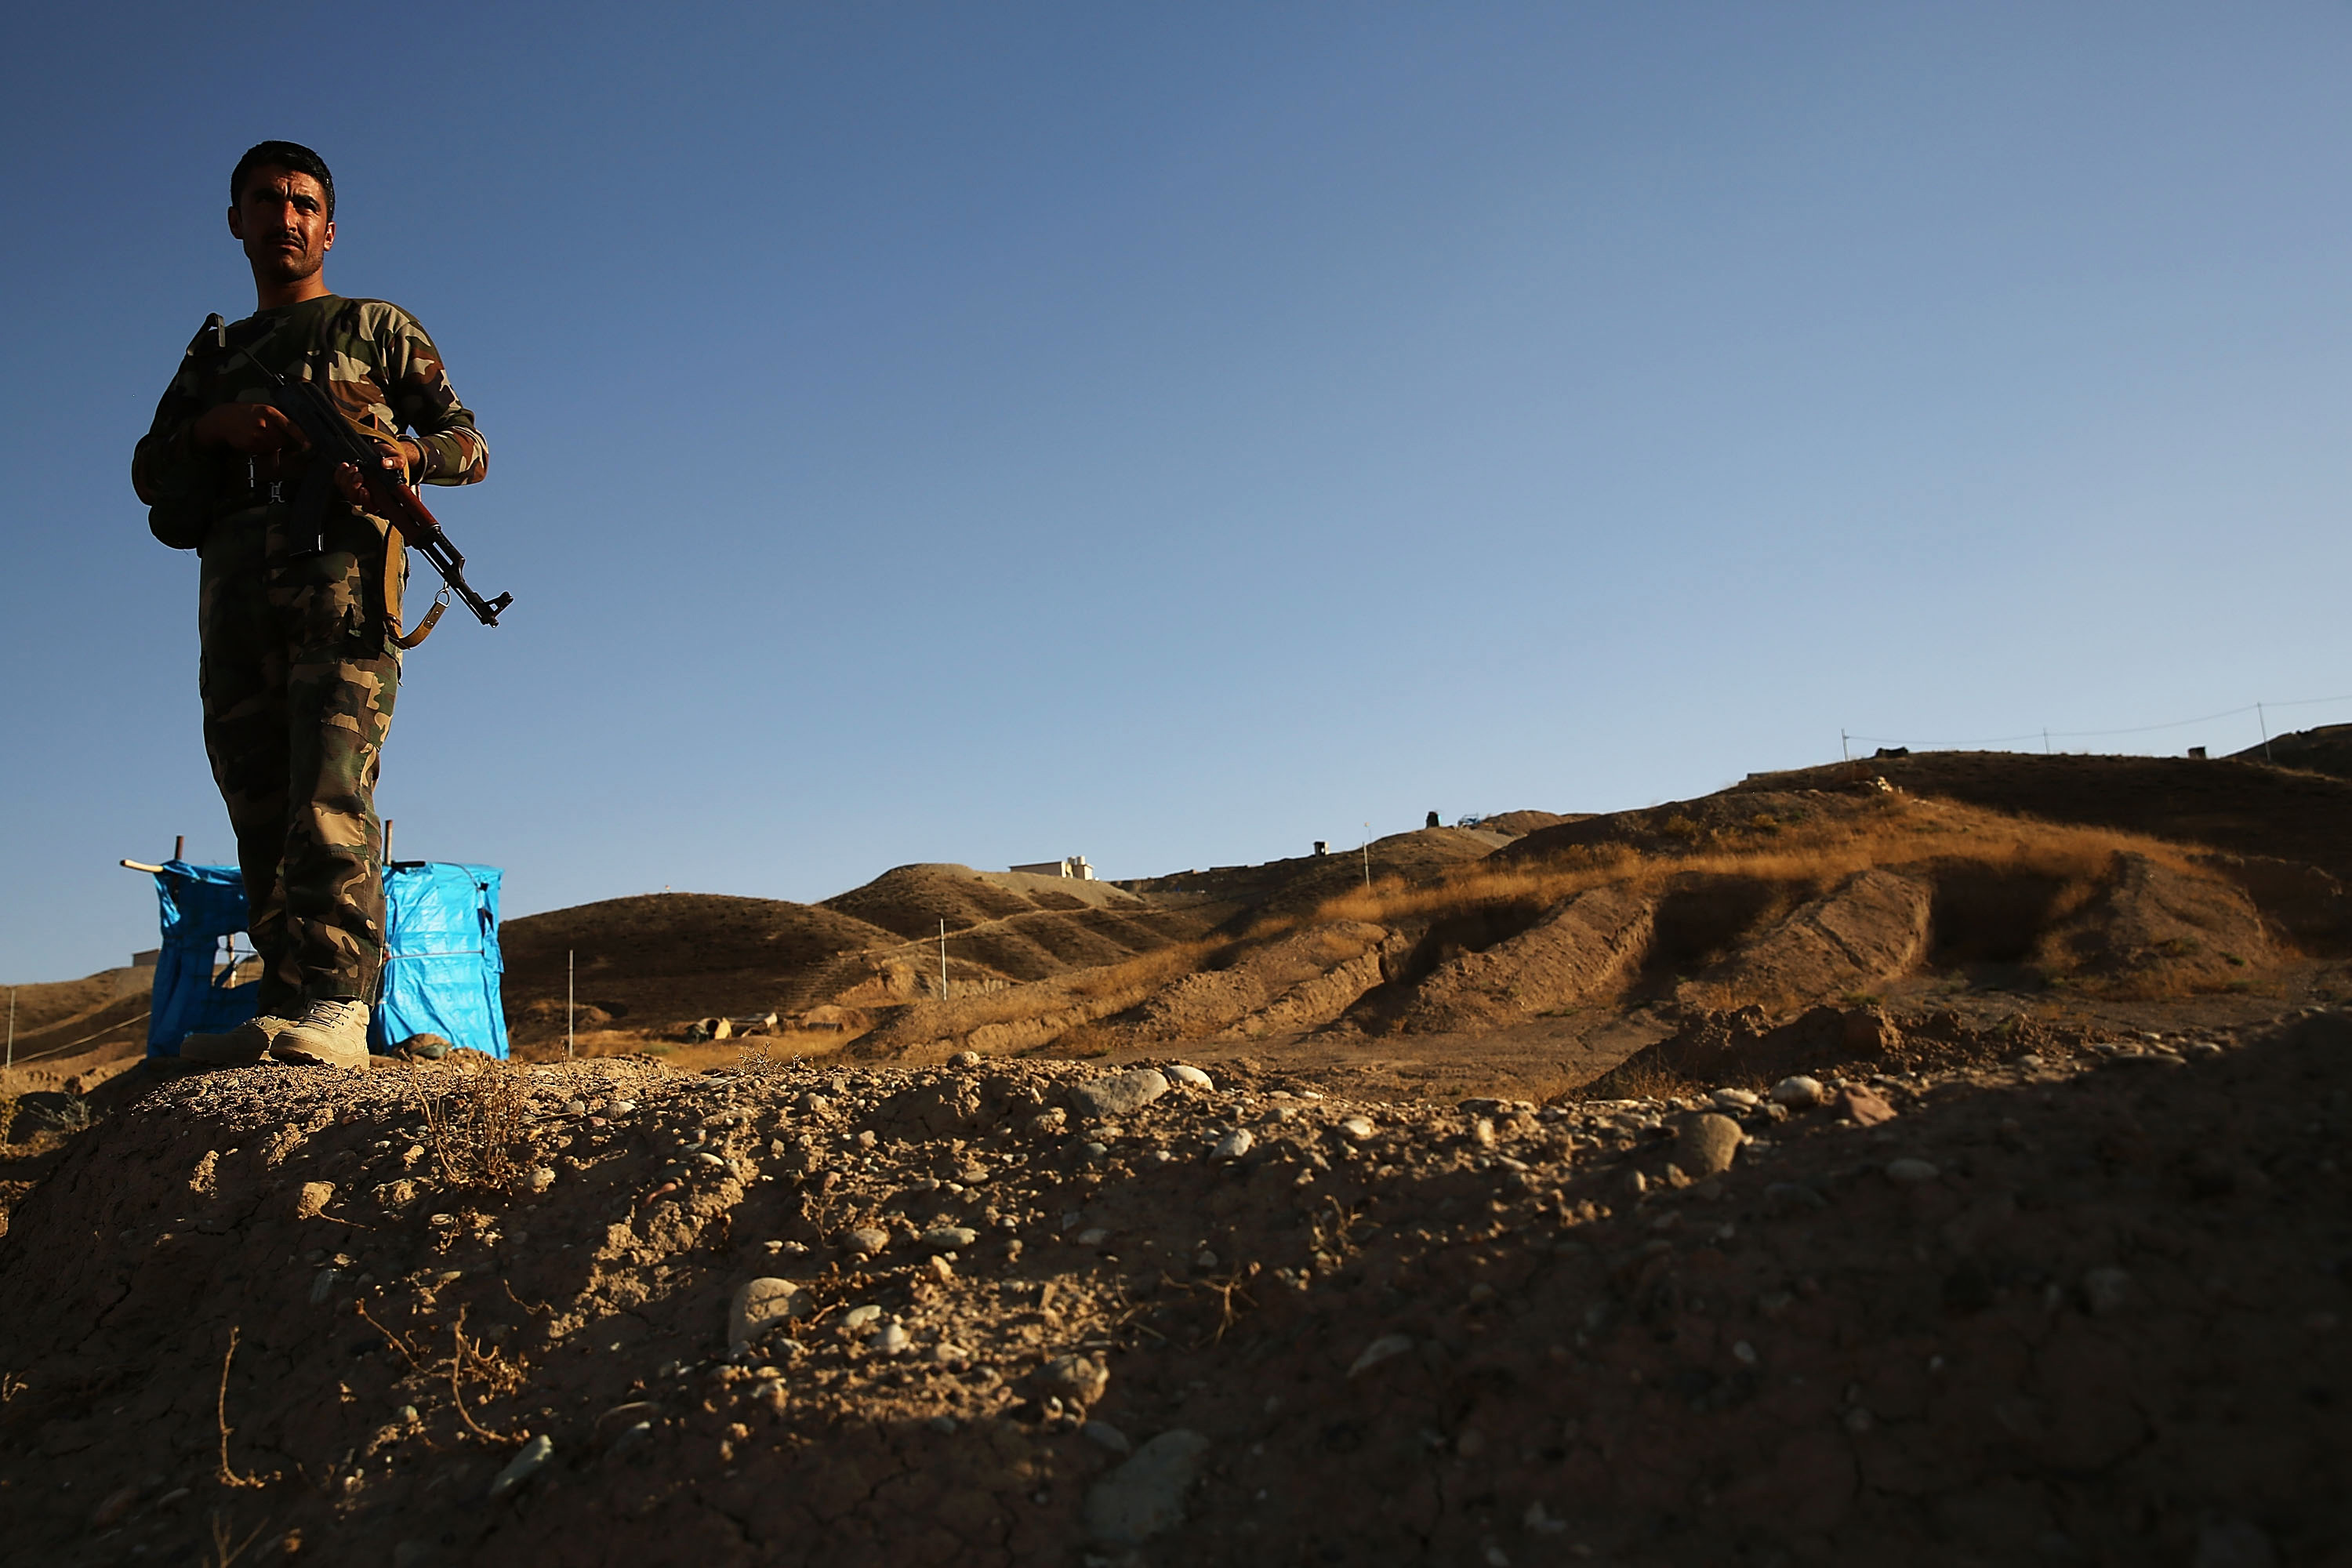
[132,140,489,1069]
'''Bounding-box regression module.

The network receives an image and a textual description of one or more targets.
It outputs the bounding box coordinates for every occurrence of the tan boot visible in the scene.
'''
[179,1015,292,1066]
[269,1000,372,1071]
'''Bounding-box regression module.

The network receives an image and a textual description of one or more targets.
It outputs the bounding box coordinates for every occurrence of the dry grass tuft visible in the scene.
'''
[416,1056,529,1192]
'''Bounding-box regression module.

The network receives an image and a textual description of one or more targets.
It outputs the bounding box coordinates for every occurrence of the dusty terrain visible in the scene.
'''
[3,744,2349,1563]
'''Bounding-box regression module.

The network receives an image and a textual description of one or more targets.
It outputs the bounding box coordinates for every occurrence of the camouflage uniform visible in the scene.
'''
[132,295,488,1014]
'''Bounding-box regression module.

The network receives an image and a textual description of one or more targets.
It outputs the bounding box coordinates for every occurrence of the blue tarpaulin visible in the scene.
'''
[145,862,507,1058]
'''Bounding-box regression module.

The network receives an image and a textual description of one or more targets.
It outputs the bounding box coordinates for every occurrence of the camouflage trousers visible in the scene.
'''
[198,499,406,1014]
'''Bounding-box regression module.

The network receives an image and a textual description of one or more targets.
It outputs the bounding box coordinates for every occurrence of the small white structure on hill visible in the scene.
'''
[1010,856,1095,880]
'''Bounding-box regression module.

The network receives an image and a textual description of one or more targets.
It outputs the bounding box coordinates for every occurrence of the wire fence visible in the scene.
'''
[1842,689,2352,758]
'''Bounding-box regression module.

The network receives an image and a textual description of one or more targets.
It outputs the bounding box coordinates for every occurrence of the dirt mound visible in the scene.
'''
[2232,723,2352,780]
[1398,884,1655,1033]
[0,965,147,1035]
[2,1014,2344,1565]
[820,864,1207,986]
[2042,851,2280,994]
[1479,809,1585,837]
[1128,922,1393,1043]
[1500,791,1877,866]
[1123,828,1509,928]
[501,895,900,1042]
[1676,868,1933,1012]
[1742,750,2352,892]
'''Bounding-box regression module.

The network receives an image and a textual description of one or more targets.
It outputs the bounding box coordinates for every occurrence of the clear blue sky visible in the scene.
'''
[3,2,2348,984]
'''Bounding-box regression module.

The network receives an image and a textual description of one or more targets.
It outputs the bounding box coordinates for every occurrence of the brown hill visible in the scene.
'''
[499,895,902,1044]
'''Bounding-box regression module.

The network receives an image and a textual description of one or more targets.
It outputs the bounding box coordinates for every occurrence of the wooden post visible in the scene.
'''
[938,920,949,1000]
[383,818,395,867]
[173,834,185,862]
[567,949,575,1059]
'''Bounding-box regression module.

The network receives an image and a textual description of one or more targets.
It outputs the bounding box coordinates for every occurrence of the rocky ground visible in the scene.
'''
[2,1002,2347,1566]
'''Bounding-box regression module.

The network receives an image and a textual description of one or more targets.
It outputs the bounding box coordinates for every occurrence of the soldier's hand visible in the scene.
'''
[333,441,419,506]
[194,402,308,455]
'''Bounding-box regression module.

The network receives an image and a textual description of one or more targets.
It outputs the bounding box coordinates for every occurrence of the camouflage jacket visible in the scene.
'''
[132,294,488,549]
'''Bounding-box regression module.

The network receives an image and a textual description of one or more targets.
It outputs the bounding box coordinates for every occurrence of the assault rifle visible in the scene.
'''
[210,312,512,634]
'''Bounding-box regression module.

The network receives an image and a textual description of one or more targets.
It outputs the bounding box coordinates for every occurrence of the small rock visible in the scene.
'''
[1075,1069,1171,1118]
[1884,1158,1940,1185]
[309,1267,341,1305]
[927,1414,958,1433]
[949,1050,982,1067]
[486,1434,553,1501]
[564,1099,587,1117]
[1212,1129,1254,1161]
[398,1033,452,1060]
[1043,1352,1110,1406]
[293,1181,336,1220]
[1338,1116,1375,1141]
[609,1099,637,1116]
[1166,1064,1214,1090]
[1194,1248,1219,1269]
[843,1227,890,1257]
[1769,1075,1825,1109]
[2082,1267,2135,1316]
[728,1278,803,1352]
[1470,1118,1497,1149]
[1348,1333,1414,1377]
[921,1225,978,1251]
[1710,1087,1759,1110]
[1835,1086,1897,1127]
[927,1254,955,1283]
[1077,1227,1111,1247]
[524,1165,556,1194]
[871,1323,912,1355]
[1765,1181,1828,1210]
[1027,1109,1068,1137]
[89,1483,140,1529]
[839,1305,883,1334]
[1675,1114,1745,1178]
[1082,1419,1133,1456]
[1083,1429,1212,1545]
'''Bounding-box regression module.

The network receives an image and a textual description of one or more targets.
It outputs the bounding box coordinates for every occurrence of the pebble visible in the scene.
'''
[89,1484,140,1528]
[921,1225,978,1251]
[1077,1227,1111,1247]
[949,1050,982,1067]
[871,1323,911,1355]
[1835,1086,1898,1127]
[1675,1114,1745,1178]
[728,1278,803,1352]
[1348,1333,1414,1377]
[1769,1076,1825,1109]
[1082,1419,1133,1456]
[1470,1119,1497,1149]
[1338,1116,1375,1141]
[2082,1267,2135,1316]
[1212,1129,1254,1161]
[1043,1352,1110,1406]
[843,1227,890,1257]
[293,1181,336,1220]
[840,1305,883,1333]
[1166,1064,1214,1090]
[525,1166,556,1194]
[1075,1069,1171,1118]
[610,1100,637,1116]
[1885,1158,1940,1185]
[1711,1088,1759,1109]
[565,1099,586,1116]
[1083,1429,1212,1546]
[486,1434,553,1501]
[309,1267,341,1305]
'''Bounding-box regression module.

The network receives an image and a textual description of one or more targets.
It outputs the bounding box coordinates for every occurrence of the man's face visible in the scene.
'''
[227,167,333,285]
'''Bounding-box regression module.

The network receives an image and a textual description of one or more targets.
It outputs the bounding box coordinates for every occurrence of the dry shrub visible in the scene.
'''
[416,1055,528,1192]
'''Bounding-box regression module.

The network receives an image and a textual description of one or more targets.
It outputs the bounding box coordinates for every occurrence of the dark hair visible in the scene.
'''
[230,140,336,220]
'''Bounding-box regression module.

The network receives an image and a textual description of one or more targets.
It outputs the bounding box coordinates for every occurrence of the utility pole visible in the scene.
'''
[1362,824,1372,891]
[938,919,949,1000]
[566,949,575,1059]
[1839,729,1849,762]
[2259,702,2273,763]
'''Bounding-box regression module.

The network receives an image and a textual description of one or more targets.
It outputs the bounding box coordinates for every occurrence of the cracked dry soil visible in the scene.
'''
[1,1014,2348,1566]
